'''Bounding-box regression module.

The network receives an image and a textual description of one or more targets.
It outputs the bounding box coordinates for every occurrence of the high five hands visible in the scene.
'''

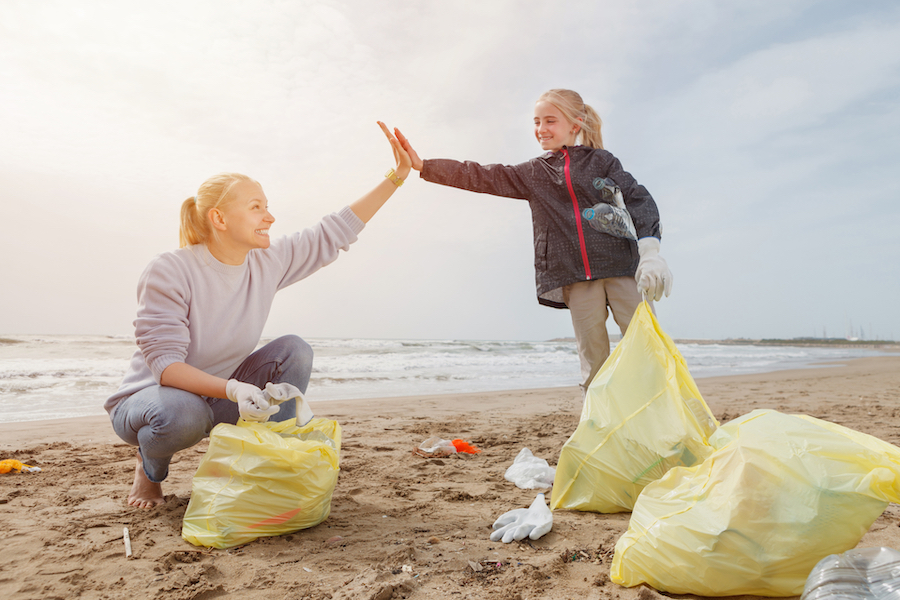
[377,121,413,180]
[393,128,423,172]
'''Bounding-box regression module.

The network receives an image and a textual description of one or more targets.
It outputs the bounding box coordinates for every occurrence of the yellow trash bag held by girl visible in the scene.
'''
[611,409,900,597]
[182,417,341,549]
[550,301,718,513]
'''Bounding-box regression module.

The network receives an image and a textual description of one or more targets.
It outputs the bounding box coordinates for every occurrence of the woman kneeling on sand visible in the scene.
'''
[105,122,411,509]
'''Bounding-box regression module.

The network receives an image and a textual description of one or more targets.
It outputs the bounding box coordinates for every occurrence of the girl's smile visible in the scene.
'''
[534,100,581,152]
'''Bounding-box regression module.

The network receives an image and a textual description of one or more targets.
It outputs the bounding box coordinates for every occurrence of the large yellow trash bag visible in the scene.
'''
[182,417,341,549]
[611,409,900,597]
[550,301,718,513]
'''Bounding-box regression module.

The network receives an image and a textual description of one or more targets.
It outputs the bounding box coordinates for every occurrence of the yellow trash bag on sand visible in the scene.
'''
[182,417,341,549]
[550,302,718,513]
[611,409,900,597]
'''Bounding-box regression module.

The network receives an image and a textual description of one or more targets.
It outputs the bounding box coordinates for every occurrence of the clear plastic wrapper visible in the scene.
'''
[504,448,556,489]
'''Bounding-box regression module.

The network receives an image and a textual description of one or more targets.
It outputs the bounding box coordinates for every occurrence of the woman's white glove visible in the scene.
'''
[264,382,314,426]
[635,237,673,301]
[225,379,280,422]
[490,493,553,543]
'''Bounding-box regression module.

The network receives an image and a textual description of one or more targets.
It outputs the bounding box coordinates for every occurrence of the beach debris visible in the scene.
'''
[401,565,413,573]
[468,560,483,572]
[491,493,553,543]
[325,535,344,546]
[802,546,900,599]
[0,459,41,474]
[451,439,481,454]
[582,178,638,241]
[123,527,133,558]
[413,437,456,458]
[413,437,481,458]
[504,448,555,489]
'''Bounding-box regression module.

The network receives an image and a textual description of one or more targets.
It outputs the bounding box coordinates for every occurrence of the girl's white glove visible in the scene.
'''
[264,382,314,426]
[635,237,673,301]
[225,379,280,422]
[490,493,553,543]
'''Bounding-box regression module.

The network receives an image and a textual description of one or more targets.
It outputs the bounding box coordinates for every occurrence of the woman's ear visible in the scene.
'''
[209,208,227,231]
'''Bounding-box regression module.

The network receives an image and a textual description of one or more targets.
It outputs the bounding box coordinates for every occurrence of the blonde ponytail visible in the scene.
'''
[537,89,604,149]
[580,104,604,150]
[177,173,259,248]
[179,196,207,247]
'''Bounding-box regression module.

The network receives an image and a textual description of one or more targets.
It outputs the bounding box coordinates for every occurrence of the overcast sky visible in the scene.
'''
[2,1,898,342]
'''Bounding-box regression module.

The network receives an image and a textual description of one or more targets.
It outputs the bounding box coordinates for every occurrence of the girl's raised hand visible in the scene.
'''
[377,121,412,180]
[393,127,423,172]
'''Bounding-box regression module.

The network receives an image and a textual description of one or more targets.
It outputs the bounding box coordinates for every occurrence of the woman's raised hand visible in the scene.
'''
[377,121,412,180]
[393,127,423,172]
[348,123,414,223]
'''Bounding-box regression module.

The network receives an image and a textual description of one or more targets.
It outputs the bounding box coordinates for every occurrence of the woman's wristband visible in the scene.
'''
[385,168,405,187]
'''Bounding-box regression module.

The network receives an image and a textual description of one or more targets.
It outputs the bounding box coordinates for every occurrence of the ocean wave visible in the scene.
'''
[0,335,888,424]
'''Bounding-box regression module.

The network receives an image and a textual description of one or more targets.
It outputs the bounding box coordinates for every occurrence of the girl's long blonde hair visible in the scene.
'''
[538,89,604,149]
[178,172,259,247]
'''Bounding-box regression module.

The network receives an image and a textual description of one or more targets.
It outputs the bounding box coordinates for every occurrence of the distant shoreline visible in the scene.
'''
[548,336,900,350]
[4,334,899,352]
[674,338,900,351]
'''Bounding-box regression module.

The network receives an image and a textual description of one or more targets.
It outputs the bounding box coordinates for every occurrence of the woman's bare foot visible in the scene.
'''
[127,455,165,509]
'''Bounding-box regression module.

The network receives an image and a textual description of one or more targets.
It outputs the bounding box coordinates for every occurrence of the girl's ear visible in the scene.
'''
[209,208,227,231]
[573,117,584,134]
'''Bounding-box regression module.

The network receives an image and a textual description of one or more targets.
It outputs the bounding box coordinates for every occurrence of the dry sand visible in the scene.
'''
[1,355,899,600]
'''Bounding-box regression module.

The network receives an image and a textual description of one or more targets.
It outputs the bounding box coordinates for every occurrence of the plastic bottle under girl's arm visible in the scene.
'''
[581,177,637,240]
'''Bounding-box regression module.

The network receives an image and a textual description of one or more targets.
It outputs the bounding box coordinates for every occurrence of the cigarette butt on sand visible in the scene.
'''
[123,527,133,558]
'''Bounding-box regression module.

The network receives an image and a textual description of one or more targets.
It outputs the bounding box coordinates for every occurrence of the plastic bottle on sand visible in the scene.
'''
[801,547,900,600]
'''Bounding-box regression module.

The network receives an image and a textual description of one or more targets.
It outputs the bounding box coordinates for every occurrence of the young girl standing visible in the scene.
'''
[107,122,410,509]
[396,89,672,394]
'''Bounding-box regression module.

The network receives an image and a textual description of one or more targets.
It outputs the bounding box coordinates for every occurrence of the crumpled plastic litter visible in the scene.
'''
[801,546,900,600]
[0,459,41,474]
[413,437,481,458]
[491,493,553,543]
[504,448,556,489]
[581,177,638,241]
[452,439,481,454]
[414,437,457,458]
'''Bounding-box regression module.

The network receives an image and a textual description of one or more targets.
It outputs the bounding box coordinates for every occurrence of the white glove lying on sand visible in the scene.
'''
[635,237,673,301]
[264,382,314,426]
[226,379,280,422]
[491,493,553,543]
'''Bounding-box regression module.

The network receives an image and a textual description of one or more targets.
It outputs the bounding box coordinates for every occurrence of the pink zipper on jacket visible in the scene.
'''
[562,148,592,280]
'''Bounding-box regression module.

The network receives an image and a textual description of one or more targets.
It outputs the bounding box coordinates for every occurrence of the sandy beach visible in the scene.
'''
[1,355,899,600]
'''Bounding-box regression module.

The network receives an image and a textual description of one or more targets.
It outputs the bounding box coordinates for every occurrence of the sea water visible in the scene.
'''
[0,334,887,424]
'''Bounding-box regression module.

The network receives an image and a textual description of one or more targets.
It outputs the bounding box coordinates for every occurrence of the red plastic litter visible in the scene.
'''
[452,439,481,454]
